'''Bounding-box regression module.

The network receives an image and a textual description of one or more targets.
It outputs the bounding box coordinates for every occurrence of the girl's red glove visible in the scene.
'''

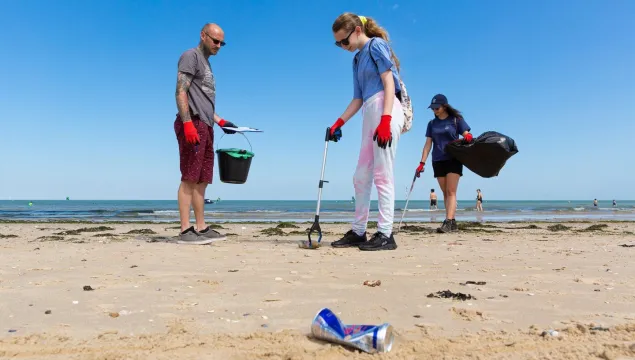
[373,115,392,149]
[330,118,345,136]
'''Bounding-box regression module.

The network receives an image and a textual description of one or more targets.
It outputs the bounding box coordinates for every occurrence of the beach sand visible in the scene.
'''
[1,220,634,359]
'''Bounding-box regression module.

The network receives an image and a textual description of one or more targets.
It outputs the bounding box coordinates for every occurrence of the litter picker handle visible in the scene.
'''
[325,127,331,142]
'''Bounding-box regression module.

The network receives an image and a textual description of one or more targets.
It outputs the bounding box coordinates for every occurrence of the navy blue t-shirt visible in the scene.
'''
[425,116,471,162]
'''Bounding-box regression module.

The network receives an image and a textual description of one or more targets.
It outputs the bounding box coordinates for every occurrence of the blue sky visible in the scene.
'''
[1,0,634,201]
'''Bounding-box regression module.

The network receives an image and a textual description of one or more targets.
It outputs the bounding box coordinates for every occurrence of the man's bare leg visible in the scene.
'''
[178,181,196,232]
[192,182,208,230]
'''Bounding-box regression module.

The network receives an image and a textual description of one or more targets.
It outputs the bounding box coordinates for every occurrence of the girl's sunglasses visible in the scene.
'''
[335,29,355,47]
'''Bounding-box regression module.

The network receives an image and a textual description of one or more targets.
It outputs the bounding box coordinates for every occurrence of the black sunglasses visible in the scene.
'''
[205,32,226,47]
[335,29,355,47]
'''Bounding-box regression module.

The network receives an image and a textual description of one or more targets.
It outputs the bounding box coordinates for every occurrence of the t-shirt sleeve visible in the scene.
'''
[457,117,471,134]
[352,58,362,99]
[369,38,394,74]
[425,120,433,138]
[177,50,199,76]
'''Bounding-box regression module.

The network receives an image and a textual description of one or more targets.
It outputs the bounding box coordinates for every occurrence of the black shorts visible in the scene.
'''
[432,159,463,178]
[430,199,437,206]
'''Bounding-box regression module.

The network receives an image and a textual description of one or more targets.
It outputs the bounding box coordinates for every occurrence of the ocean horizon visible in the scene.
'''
[1,199,634,223]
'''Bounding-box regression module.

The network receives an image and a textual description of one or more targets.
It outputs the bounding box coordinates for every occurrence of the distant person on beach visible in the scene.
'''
[430,189,438,210]
[613,200,617,207]
[476,189,484,212]
[593,199,598,207]
[174,23,238,244]
[328,13,405,251]
[415,94,473,233]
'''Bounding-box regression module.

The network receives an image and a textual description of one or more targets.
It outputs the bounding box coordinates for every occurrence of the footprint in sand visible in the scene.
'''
[451,307,486,321]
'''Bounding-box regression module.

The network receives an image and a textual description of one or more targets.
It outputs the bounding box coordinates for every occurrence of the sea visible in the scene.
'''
[1,200,634,223]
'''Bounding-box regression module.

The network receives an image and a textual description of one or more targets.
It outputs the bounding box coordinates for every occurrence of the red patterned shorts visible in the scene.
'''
[174,116,214,184]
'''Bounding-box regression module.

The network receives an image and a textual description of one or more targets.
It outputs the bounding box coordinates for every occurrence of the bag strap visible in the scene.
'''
[367,38,400,75]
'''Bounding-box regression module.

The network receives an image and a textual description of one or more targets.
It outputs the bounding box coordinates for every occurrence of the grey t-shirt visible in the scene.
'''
[177,47,216,127]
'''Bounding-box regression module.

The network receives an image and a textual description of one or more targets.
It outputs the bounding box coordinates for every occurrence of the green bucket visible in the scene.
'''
[216,148,255,184]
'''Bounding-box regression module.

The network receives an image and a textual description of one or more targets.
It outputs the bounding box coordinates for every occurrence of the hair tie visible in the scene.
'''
[359,15,367,26]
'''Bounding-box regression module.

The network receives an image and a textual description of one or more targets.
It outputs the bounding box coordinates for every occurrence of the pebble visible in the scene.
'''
[72,301,79,305]
[261,315,269,320]
[45,310,52,315]
[275,277,283,281]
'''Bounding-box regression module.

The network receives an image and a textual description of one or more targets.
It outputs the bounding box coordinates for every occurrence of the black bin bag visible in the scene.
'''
[444,131,519,178]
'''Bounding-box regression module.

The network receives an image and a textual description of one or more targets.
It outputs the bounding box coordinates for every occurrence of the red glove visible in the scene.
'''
[373,115,392,149]
[463,133,473,143]
[416,162,425,178]
[330,118,345,136]
[218,119,237,134]
[183,121,200,144]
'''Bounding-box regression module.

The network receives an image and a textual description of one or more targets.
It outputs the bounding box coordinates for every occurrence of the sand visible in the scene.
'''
[1,220,634,359]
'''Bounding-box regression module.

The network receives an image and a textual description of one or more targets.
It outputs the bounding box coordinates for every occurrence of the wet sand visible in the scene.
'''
[1,220,634,359]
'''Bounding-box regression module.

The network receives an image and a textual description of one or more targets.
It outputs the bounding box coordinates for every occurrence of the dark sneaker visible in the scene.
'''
[331,230,367,248]
[177,226,214,245]
[198,226,228,242]
[358,232,397,251]
[450,219,459,232]
[436,219,452,233]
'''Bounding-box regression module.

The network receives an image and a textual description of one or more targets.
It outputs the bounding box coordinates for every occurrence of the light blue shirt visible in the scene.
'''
[352,38,402,102]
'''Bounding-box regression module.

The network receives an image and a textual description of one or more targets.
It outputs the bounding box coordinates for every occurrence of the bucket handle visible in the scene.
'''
[217,132,253,153]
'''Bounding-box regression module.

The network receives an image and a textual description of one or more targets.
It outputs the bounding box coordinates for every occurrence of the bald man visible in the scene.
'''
[174,23,238,244]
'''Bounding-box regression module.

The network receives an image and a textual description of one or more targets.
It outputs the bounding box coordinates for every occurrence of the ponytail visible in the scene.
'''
[363,17,401,72]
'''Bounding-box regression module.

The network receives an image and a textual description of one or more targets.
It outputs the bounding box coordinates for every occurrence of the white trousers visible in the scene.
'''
[352,91,404,236]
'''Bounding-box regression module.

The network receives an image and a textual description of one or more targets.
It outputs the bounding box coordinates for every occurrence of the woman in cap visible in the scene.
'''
[328,13,405,251]
[415,94,473,233]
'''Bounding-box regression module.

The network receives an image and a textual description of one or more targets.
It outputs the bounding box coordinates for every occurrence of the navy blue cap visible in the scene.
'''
[428,94,448,109]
